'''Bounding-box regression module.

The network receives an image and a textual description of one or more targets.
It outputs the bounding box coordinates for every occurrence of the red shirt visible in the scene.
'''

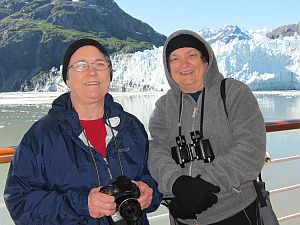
[80,118,107,157]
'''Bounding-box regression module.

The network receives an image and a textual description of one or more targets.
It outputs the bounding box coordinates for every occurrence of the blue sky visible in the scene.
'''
[114,0,300,36]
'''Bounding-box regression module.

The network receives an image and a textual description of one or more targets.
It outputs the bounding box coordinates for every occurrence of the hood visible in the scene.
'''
[163,30,224,93]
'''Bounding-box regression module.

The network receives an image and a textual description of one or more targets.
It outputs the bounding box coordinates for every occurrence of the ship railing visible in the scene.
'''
[264,120,300,222]
[149,153,300,223]
[1,119,300,223]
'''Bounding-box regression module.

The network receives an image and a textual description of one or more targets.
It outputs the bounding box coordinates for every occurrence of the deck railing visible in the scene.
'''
[262,119,300,222]
[1,119,300,224]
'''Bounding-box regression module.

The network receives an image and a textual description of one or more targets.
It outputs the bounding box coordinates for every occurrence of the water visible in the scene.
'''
[1,91,300,225]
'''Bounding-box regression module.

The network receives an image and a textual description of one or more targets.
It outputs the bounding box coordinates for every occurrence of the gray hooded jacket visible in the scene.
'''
[148,30,266,224]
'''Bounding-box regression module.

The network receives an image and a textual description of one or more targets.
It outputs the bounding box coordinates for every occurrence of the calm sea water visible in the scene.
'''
[1,91,300,225]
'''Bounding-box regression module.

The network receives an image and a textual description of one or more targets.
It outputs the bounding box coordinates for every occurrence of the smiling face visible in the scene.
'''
[168,47,208,93]
[66,45,111,107]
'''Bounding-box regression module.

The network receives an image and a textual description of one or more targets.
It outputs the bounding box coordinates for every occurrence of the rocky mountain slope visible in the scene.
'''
[266,22,300,39]
[0,0,166,92]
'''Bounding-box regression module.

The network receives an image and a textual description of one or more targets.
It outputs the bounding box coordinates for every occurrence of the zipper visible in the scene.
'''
[189,104,198,176]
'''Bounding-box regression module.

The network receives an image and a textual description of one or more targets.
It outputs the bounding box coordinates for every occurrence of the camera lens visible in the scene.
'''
[118,198,142,221]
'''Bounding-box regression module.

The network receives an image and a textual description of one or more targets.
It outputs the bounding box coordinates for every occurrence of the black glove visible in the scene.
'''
[169,197,196,219]
[172,175,220,214]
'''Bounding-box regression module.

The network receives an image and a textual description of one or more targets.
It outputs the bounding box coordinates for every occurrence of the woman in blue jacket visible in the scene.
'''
[4,38,161,225]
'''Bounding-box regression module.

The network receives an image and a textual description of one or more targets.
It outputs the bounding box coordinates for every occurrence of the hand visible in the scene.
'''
[88,187,117,218]
[172,175,220,214]
[169,198,196,219]
[133,180,153,210]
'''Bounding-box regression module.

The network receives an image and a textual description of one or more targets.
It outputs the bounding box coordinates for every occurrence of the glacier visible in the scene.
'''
[23,26,300,92]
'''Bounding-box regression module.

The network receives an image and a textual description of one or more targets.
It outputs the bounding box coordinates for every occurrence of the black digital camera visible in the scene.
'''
[100,176,141,222]
[171,130,215,167]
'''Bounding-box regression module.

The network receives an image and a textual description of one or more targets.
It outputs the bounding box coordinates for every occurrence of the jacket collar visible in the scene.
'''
[49,92,124,135]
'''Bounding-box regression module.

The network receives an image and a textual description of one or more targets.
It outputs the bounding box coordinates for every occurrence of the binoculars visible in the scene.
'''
[171,130,215,168]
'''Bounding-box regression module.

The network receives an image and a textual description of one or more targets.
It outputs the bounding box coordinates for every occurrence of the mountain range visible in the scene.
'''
[1,0,300,92]
[20,24,300,92]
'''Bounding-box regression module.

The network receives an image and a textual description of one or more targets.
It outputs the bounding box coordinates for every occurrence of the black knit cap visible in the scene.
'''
[166,34,209,64]
[62,38,113,83]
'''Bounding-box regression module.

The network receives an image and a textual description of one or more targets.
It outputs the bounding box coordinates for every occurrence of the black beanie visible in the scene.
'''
[166,34,209,64]
[62,38,113,83]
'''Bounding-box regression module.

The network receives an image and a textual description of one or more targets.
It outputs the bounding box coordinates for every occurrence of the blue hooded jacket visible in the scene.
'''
[4,92,162,225]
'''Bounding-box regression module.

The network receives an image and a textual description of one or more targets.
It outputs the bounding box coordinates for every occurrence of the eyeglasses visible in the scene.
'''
[68,60,110,72]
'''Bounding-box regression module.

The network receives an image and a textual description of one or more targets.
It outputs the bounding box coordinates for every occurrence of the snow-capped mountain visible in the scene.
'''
[198,25,252,44]
[22,25,300,92]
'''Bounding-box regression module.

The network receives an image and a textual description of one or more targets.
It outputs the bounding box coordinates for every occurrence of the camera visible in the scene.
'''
[100,176,141,222]
[171,130,215,167]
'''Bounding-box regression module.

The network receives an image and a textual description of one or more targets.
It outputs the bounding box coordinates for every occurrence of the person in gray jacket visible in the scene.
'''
[148,29,266,225]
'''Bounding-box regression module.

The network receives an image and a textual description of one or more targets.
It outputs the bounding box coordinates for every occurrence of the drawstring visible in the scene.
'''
[178,92,183,136]
[177,89,206,137]
[200,87,205,137]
